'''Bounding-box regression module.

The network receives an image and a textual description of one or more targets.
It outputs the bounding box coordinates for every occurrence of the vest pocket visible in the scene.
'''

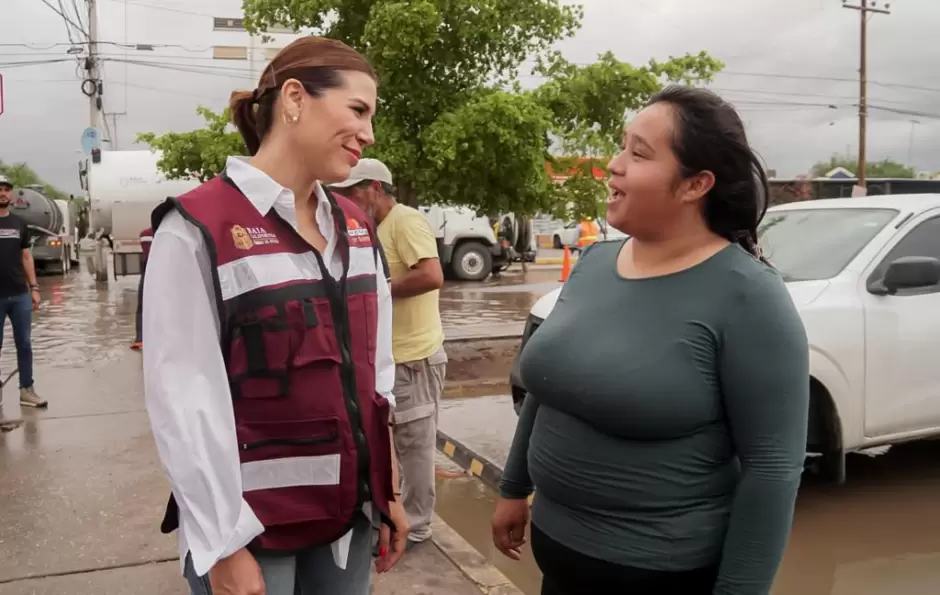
[228,305,291,399]
[238,417,346,525]
[288,298,342,368]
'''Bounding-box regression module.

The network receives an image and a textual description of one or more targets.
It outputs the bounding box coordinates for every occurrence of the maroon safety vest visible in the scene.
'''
[151,174,394,552]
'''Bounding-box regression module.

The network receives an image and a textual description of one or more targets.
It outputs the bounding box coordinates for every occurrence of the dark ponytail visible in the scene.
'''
[229,89,262,155]
[228,37,377,156]
[648,86,770,264]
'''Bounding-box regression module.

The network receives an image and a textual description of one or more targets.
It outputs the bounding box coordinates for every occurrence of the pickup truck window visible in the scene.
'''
[758,208,897,282]
[869,216,940,295]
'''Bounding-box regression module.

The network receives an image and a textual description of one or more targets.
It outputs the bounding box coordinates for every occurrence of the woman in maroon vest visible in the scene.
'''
[142,36,409,595]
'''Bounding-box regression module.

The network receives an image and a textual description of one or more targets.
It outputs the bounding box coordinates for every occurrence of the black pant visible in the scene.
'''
[531,523,718,595]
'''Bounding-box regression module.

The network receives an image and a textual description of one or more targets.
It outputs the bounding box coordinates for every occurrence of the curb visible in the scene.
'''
[534,257,577,266]
[431,516,524,595]
[444,333,522,344]
[436,432,505,492]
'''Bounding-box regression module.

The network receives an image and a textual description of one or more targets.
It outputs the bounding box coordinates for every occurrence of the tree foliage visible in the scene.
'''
[811,155,915,179]
[137,107,246,182]
[0,161,71,201]
[139,0,723,217]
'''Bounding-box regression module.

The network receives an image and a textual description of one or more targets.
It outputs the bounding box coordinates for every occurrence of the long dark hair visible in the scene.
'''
[229,37,376,155]
[648,85,769,262]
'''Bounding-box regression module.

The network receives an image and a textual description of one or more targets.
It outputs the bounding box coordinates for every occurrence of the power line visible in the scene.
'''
[0,40,211,52]
[100,0,215,18]
[70,0,87,30]
[56,0,77,44]
[0,58,74,69]
[38,0,88,38]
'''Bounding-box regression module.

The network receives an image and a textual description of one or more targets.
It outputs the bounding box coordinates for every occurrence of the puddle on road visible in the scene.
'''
[16,269,940,594]
[3,267,554,376]
[440,268,559,329]
[435,435,940,595]
[1,272,139,375]
[435,465,542,595]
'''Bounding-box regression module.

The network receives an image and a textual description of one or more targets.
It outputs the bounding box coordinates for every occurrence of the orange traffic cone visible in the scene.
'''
[559,245,572,282]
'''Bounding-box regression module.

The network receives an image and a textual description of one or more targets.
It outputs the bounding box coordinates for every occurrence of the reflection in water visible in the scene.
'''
[440,269,560,329]
[0,272,139,376]
[435,469,542,595]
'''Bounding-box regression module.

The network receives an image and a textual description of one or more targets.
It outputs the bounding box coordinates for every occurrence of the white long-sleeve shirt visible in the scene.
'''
[142,157,395,578]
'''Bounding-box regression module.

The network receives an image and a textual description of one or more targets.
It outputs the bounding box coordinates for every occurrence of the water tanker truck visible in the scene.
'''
[82,150,199,278]
[8,185,77,274]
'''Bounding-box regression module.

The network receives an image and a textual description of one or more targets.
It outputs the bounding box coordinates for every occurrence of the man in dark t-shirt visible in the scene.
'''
[0,175,47,414]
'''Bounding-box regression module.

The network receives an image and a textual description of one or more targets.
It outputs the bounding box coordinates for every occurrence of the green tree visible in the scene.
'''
[535,50,722,220]
[139,1,722,216]
[136,107,246,182]
[811,155,915,179]
[0,161,70,201]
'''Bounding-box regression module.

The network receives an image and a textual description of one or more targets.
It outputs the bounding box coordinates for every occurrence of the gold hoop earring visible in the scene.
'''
[283,110,300,125]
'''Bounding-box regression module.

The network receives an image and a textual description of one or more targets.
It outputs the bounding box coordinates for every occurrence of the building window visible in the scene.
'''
[213,16,294,33]
[263,47,283,61]
[212,45,248,60]
[214,17,246,30]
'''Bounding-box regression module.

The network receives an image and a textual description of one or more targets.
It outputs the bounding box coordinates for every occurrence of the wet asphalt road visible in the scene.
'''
[8,267,939,594]
[0,267,555,591]
[439,395,940,595]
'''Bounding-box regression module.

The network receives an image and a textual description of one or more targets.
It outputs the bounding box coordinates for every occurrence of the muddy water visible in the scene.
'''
[436,444,940,595]
[24,271,940,594]
[435,456,543,595]
[439,268,559,330]
[438,397,940,595]
[2,268,551,379]
[0,273,139,375]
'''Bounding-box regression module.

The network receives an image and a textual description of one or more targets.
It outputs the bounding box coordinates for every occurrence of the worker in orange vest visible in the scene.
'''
[575,219,599,252]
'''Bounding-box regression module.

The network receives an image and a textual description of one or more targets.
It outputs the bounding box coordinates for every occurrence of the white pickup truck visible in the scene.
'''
[509,194,940,483]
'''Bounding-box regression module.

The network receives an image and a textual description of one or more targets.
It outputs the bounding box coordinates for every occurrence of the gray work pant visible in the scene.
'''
[392,346,447,542]
[184,513,375,595]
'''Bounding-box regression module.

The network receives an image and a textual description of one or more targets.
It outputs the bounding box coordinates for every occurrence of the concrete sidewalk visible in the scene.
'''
[0,353,520,595]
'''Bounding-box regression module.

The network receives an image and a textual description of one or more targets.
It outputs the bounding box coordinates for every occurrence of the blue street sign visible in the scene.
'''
[81,127,102,154]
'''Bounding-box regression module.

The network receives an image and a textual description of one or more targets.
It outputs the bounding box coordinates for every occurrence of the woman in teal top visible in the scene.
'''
[492,86,809,595]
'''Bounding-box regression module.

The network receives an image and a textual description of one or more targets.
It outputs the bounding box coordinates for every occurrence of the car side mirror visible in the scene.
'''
[869,256,940,295]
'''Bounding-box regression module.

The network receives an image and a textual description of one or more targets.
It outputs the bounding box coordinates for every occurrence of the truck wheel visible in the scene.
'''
[552,235,563,249]
[451,242,492,281]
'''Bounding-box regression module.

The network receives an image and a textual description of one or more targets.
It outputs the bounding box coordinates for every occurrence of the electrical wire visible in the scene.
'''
[0,58,74,69]
[38,0,88,38]
[100,0,216,18]
[56,0,77,45]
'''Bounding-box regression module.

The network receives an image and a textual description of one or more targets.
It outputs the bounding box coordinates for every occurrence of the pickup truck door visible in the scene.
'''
[861,210,940,438]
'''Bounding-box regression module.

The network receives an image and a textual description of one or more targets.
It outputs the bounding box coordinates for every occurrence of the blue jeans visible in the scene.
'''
[184,513,375,595]
[0,293,33,389]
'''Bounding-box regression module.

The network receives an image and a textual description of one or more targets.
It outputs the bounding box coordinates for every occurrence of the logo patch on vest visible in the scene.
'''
[346,217,371,245]
[231,225,279,250]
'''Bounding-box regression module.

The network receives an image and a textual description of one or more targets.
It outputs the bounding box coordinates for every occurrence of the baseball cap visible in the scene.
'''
[331,158,393,188]
[0,175,12,189]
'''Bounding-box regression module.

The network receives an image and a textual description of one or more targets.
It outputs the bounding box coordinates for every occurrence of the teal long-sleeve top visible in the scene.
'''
[500,240,809,595]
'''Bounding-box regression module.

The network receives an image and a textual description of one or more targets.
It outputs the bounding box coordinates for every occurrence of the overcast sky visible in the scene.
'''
[2,0,938,194]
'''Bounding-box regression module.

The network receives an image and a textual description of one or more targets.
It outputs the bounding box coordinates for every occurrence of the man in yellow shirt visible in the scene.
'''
[331,159,446,548]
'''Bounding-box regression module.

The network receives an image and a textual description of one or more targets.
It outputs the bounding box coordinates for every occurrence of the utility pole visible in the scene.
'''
[843,0,890,194]
[85,0,102,131]
[104,112,127,149]
[907,119,919,166]
[85,0,109,282]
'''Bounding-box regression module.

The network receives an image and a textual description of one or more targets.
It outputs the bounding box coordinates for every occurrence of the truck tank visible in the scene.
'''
[86,150,200,237]
[9,187,64,235]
